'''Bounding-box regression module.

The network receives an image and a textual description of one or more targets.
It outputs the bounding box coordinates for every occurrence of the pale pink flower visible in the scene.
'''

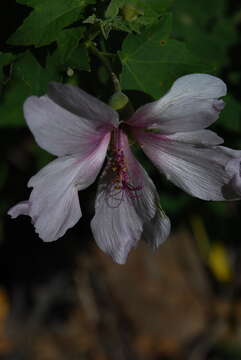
[8,74,241,263]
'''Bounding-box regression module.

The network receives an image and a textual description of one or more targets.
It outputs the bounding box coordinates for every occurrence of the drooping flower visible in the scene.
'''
[8,74,241,263]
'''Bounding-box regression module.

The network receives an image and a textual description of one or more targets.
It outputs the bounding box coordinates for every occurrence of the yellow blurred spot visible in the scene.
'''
[190,215,210,259]
[160,39,166,46]
[208,244,232,282]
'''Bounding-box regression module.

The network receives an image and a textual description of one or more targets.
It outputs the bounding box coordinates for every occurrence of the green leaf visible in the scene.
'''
[49,45,90,73]
[66,46,90,71]
[104,0,173,34]
[0,51,61,127]
[56,27,85,62]
[0,52,15,84]
[119,14,211,99]
[8,0,94,47]
[218,95,241,132]
[105,0,124,18]
[106,0,173,20]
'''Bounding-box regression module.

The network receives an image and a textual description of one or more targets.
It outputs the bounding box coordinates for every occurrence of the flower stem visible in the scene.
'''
[87,42,121,92]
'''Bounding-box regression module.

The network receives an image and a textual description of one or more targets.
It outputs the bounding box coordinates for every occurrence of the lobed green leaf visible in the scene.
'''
[119,14,211,99]
[8,0,95,47]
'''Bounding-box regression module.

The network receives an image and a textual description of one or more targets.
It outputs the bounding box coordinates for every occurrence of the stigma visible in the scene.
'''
[106,129,142,207]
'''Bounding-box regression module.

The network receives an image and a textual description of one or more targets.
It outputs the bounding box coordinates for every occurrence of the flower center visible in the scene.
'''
[105,129,142,207]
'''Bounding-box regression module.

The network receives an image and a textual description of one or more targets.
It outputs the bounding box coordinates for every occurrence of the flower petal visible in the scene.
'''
[219,147,241,198]
[8,133,110,241]
[128,74,226,132]
[167,130,224,146]
[8,201,30,218]
[135,130,241,201]
[91,131,162,264]
[24,95,112,156]
[48,82,119,128]
[142,209,171,249]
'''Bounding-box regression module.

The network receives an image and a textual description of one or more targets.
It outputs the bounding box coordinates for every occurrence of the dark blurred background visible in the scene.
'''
[1,1,241,359]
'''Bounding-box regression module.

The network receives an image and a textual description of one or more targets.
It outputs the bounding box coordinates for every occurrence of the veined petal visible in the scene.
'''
[218,146,241,198]
[142,209,171,250]
[135,130,241,201]
[8,133,110,241]
[48,82,119,128]
[24,95,112,156]
[167,130,224,146]
[128,74,226,132]
[91,131,162,264]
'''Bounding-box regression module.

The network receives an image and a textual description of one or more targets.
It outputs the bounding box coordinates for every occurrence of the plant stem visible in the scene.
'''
[87,42,121,92]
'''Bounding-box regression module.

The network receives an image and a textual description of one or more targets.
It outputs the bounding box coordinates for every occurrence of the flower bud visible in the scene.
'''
[109,91,129,110]
[66,67,74,77]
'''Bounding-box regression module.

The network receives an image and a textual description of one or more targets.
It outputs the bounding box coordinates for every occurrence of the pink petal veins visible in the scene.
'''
[91,130,169,264]
[24,95,113,157]
[48,82,119,128]
[8,133,110,242]
[128,74,227,132]
[134,129,241,201]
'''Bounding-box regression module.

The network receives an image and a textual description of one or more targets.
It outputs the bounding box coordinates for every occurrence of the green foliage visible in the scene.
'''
[55,27,90,71]
[106,0,173,24]
[119,14,211,99]
[0,51,61,127]
[8,0,95,47]
[160,193,189,214]
[0,52,15,84]
[56,27,85,62]
[1,0,240,139]
[172,0,237,71]
[171,0,240,132]
[85,0,173,38]
[219,95,241,132]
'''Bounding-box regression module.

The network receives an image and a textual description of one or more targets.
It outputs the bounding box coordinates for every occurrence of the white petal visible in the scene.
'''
[219,146,241,198]
[135,130,241,201]
[24,95,112,156]
[9,133,110,241]
[167,130,223,146]
[48,82,119,128]
[8,201,30,218]
[91,131,160,264]
[142,209,171,249]
[128,74,226,132]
